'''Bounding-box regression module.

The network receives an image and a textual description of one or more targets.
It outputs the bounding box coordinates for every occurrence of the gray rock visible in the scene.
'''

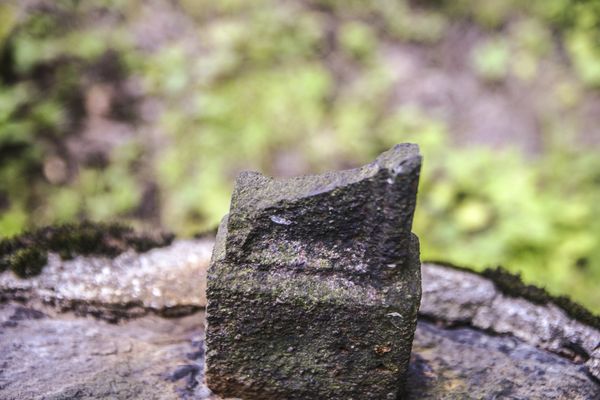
[206,144,423,399]
[2,299,598,400]
[407,320,600,400]
[0,302,212,400]
[0,238,598,399]
[0,239,213,322]
[420,262,600,380]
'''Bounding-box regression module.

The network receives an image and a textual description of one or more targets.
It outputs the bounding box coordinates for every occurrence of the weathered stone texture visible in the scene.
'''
[420,262,600,380]
[0,238,598,400]
[407,320,600,400]
[0,302,210,400]
[0,239,213,321]
[206,144,423,399]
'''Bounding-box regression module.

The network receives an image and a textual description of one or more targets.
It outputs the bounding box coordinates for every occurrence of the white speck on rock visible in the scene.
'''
[392,165,405,175]
[270,215,292,225]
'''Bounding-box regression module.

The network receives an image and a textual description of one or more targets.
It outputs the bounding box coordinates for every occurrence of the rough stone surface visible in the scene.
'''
[407,320,599,400]
[420,262,600,380]
[0,302,211,400]
[0,239,599,399]
[206,144,423,400]
[0,239,213,321]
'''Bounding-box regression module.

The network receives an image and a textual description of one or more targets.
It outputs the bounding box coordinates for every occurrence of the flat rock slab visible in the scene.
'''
[0,239,598,399]
[0,239,213,321]
[0,301,597,400]
[0,302,212,400]
[420,262,600,380]
[407,320,599,399]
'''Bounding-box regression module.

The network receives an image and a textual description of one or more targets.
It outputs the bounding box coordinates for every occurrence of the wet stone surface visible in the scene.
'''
[207,144,423,399]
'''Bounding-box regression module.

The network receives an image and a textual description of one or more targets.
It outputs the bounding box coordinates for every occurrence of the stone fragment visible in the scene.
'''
[206,144,423,399]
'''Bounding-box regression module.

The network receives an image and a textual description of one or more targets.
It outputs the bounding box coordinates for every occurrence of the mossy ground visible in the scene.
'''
[0,221,174,278]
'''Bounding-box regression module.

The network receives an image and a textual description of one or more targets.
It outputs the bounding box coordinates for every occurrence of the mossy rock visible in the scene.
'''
[481,266,600,331]
[207,144,423,399]
[424,259,600,331]
[0,221,174,278]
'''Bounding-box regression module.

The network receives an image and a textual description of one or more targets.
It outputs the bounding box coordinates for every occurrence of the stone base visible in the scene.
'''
[206,237,421,400]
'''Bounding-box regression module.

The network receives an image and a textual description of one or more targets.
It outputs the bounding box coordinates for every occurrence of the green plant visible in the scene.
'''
[1,0,600,313]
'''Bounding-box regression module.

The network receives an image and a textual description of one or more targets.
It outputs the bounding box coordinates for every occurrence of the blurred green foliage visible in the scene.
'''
[0,0,600,311]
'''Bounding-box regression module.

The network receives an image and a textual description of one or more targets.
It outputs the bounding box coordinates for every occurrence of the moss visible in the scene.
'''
[10,247,47,278]
[425,260,600,331]
[0,220,174,279]
[481,266,600,331]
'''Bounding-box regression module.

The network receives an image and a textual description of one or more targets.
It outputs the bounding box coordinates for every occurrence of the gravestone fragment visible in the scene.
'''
[206,144,422,399]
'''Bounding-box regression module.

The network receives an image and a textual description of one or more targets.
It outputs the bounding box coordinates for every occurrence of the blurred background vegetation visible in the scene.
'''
[0,0,599,311]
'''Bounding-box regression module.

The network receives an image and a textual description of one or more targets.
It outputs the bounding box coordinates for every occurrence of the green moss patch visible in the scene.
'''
[0,221,174,278]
